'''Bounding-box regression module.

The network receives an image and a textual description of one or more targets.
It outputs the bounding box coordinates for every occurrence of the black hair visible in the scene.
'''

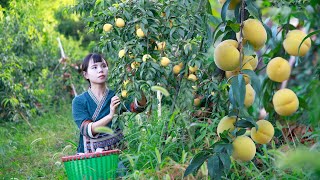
[81,53,108,85]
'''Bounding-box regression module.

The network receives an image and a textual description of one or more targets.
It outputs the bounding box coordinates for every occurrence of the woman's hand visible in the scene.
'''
[110,96,121,116]
[92,96,121,135]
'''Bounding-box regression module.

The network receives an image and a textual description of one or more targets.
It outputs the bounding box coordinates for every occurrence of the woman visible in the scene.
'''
[72,53,146,153]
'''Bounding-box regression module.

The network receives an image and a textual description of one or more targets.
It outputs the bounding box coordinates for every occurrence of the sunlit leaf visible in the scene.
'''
[221,0,231,22]
[94,126,114,134]
[151,85,170,97]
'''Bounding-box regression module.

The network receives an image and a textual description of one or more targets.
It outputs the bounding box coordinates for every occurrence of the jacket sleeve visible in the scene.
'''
[72,96,94,138]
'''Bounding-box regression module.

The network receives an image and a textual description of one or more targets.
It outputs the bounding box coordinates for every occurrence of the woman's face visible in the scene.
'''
[84,58,108,85]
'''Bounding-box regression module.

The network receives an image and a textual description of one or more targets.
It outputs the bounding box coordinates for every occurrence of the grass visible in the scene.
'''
[0,103,204,179]
[0,103,77,179]
[119,108,210,179]
[1,102,319,179]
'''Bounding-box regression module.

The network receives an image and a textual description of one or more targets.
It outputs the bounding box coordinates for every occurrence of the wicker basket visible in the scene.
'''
[61,149,120,180]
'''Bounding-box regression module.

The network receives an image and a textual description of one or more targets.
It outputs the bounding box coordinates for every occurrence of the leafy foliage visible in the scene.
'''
[72,0,219,113]
[1,0,320,179]
[0,0,89,123]
[54,7,100,49]
[71,0,320,179]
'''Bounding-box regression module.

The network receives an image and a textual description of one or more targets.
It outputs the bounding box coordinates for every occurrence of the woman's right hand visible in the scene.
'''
[92,96,121,134]
[110,96,121,116]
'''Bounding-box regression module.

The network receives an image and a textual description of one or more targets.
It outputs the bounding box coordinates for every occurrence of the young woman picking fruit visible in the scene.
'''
[72,53,147,153]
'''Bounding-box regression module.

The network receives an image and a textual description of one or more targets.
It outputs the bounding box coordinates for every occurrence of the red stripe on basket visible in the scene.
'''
[61,149,121,162]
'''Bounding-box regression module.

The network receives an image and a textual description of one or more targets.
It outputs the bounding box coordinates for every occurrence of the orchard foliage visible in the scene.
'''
[73,0,219,113]
[0,0,319,179]
[73,0,320,179]
[0,0,89,123]
[0,1,56,122]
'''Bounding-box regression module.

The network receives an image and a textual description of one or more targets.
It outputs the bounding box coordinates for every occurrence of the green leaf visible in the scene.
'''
[261,77,274,112]
[235,120,253,128]
[94,126,114,134]
[222,31,236,41]
[242,69,261,98]
[292,11,308,21]
[234,3,241,23]
[239,108,250,117]
[189,122,208,128]
[219,153,231,173]
[227,20,240,33]
[225,143,233,156]
[168,110,179,130]
[235,117,257,129]
[228,108,238,117]
[245,0,262,21]
[207,0,213,14]
[142,18,148,25]
[178,28,185,37]
[263,22,272,40]
[235,128,247,136]
[281,23,296,31]
[150,85,170,97]
[150,62,161,71]
[221,0,231,22]
[146,10,154,17]
[207,155,222,180]
[169,27,177,40]
[243,42,255,56]
[228,86,236,108]
[298,30,320,56]
[184,151,211,177]
[184,43,192,55]
[218,130,233,143]
[196,132,207,142]
[155,147,161,164]
[65,140,77,148]
[213,28,226,44]
[1,98,10,107]
[238,74,246,108]
[208,14,222,27]
[207,23,214,46]
[213,143,231,153]
[230,75,246,108]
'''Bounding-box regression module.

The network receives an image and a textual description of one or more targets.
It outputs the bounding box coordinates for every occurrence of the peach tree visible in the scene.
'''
[73,0,319,179]
[184,0,319,179]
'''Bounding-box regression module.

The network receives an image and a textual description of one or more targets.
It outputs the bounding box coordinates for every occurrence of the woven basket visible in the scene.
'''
[61,149,120,180]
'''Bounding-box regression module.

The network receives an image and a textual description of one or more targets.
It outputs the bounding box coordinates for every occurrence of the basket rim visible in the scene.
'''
[61,149,121,162]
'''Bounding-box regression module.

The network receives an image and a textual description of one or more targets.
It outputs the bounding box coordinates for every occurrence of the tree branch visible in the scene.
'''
[238,0,246,68]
